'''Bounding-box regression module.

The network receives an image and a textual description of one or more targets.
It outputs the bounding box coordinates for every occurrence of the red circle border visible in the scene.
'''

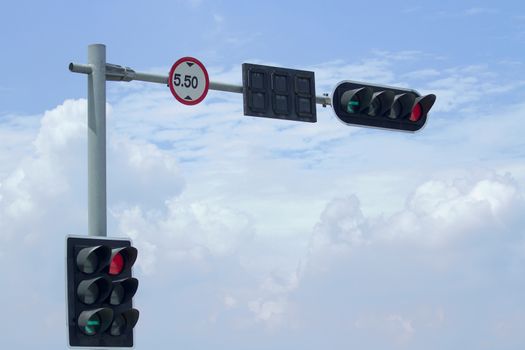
[168,56,210,106]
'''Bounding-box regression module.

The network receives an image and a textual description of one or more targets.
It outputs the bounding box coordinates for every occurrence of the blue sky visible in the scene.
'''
[1,1,525,349]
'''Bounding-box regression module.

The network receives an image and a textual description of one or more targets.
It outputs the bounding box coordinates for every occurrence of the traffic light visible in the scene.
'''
[332,80,436,132]
[66,236,139,348]
[242,63,317,122]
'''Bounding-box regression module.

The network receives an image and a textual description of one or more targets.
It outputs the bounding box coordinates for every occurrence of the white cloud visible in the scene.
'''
[306,174,524,255]
[423,66,525,113]
[312,59,396,91]
[0,100,86,242]
[397,175,523,243]
[213,13,224,24]
[114,196,255,276]
[465,7,498,16]
[386,314,415,341]
[0,113,39,176]
[2,168,34,219]
[401,68,441,80]
[372,50,428,61]
[224,295,237,308]
[248,297,288,325]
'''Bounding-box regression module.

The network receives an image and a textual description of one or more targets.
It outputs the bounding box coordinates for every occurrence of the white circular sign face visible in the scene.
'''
[168,57,209,105]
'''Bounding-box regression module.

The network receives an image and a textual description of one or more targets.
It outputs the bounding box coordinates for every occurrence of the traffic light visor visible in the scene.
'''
[109,247,137,276]
[417,94,436,115]
[389,93,416,119]
[76,245,111,274]
[340,87,372,113]
[368,90,395,117]
[110,278,139,305]
[77,276,112,305]
[110,309,139,336]
[78,308,113,336]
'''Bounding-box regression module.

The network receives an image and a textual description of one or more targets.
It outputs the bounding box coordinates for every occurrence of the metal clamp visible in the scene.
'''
[105,64,136,82]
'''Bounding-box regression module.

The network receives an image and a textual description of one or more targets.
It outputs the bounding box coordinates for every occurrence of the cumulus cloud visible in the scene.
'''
[0,100,85,242]
[310,195,369,249]
[305,174,524,263]
[248,297,288,325]
[114,196,255,275]
[287,173,525,349]
[358,174,524,253]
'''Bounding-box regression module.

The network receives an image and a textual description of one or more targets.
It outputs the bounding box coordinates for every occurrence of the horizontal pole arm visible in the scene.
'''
[209,81,243,94]
[316,95,332,106]
[69,62,92,74]
[133,71,166,84]
[69,62,332,106]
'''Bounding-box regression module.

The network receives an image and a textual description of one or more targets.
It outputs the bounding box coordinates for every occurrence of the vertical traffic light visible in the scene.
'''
[331,80,436,132]
[66,236,139,348]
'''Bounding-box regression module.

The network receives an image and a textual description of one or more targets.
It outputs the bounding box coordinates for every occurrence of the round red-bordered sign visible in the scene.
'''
[168,57,210,105]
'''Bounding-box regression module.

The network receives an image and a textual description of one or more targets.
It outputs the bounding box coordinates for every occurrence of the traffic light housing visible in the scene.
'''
[66,236,139,348]
[332,80,436,132]
[242,63,317,123]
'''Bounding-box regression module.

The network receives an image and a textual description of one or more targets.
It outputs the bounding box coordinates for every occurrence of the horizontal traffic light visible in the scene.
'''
[67,236,139,348]
[332,81,436,132]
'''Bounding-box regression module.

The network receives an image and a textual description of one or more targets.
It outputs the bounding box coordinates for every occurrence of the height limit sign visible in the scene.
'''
[168,57,210,105]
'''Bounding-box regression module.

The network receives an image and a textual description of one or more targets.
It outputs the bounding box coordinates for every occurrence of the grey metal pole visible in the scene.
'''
[87,44,107,237]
